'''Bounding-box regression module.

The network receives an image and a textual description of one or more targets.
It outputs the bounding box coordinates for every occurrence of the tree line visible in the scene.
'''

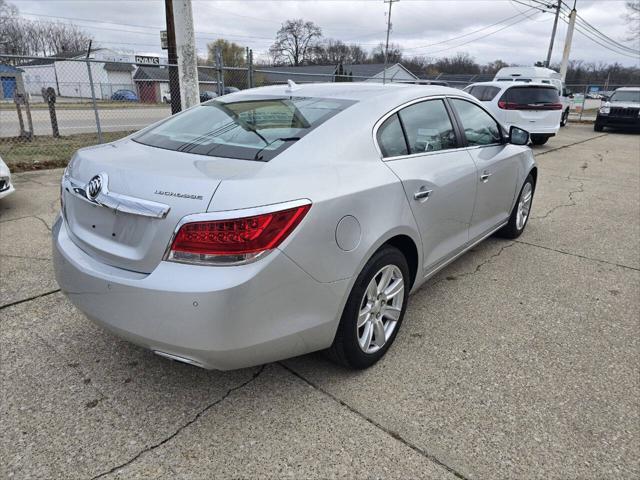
[0,0,93,58]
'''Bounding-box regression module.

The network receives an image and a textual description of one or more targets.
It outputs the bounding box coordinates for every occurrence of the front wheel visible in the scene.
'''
[328,246,410,369]
[594,122,604,132]
[497,174,535,239]
[530,135,549,146]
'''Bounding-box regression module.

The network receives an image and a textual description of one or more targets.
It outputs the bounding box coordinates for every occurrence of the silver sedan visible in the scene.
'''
[53,82,536,370]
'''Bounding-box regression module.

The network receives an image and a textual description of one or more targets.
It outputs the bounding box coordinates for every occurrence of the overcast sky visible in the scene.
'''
[10,0,640,66]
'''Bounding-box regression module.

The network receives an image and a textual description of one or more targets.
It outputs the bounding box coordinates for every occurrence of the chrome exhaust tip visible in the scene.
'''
[153,350,204,368]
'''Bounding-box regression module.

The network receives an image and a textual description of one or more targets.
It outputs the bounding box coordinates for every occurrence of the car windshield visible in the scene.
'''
[502,86,559,104]
[134,95,355,161]
[610,91,640,103]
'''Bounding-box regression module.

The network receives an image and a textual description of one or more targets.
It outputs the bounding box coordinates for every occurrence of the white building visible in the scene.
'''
[19,49,150,100]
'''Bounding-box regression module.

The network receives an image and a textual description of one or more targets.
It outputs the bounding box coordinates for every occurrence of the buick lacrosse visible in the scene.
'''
[53,82,536,370]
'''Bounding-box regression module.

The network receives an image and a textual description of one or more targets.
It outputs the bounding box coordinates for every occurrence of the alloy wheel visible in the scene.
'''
[357,265,405,354]
[516,182,533,230]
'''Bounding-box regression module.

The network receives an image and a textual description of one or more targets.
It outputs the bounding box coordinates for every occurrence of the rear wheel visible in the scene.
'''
[560,108,569,127]
[530,134,549,146]
[328,246,410,369]
[497,174,534,239]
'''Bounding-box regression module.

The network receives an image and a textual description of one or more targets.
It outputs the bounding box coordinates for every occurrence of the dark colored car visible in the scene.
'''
[200,87,240,103]
[594,88,640,132]
[111,90,139,102]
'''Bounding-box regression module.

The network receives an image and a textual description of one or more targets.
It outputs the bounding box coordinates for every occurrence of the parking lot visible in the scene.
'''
[0,124,638,479]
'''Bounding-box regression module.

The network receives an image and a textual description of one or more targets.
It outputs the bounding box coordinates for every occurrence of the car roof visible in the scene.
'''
[232,81,464,102]
[615,87,640,92]
[466,81,557,90]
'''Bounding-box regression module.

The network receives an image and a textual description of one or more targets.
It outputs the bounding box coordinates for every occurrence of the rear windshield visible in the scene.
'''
[134,96,355,161]
[466,85,501,101]
[610,90,640,103]
[501,86,559,104]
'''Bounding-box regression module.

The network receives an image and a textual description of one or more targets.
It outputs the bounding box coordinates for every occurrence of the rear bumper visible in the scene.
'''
[505,123,559,136]
[53,215,348,370]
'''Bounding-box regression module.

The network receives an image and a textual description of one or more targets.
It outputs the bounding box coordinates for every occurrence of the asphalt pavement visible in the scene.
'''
[0,124,638,479]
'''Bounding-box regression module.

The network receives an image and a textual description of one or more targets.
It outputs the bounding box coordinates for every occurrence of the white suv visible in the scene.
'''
[465,81,563,145]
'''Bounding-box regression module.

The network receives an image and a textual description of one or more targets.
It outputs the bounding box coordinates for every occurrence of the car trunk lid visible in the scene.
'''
[62,139,260,274]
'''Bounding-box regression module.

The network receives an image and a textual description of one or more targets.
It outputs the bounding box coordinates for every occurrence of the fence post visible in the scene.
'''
[86,43,103,143]
[248,48,254,89]
[578,85,588,122]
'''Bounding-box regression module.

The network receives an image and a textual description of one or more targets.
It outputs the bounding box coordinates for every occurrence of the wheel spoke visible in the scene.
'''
[357,304,372,328]
[372,318,386,347]
[384,278,404,300]
[382,305,401,321]
[377,267,393,294]
[366,279,377,301]
[359,322,373,350]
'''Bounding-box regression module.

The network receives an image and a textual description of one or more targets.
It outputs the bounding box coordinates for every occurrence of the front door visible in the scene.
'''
[448,98,519,240]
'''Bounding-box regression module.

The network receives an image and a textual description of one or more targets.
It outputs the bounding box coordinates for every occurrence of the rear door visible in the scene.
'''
[499,85,562,130]
[448,98,519,240]
[380,98,477,272]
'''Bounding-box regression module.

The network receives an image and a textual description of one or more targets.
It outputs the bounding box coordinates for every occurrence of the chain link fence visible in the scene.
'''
[1,53,637,172]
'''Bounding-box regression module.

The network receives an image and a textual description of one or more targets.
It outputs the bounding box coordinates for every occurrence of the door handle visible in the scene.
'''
[480,172,492,182]
[413,188,432,201]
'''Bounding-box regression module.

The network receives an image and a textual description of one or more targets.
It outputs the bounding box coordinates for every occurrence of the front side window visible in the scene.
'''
[450,98,502,147]
[397,100,457,154]
[135,96,355,161]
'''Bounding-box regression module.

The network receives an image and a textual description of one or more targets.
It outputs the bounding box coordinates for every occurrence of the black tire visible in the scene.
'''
[530,135,549,146]
[560,108,569,127]
[594,122,604,132]
[328,246,410,369]
[497,174,535,239]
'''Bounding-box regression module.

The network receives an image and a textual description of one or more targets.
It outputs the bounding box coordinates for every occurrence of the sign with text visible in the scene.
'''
[135,55,160,65]
[160,30,168,50]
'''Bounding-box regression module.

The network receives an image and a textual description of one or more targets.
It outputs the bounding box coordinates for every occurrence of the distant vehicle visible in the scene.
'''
[493,67,572,127]
[594,87,640,132]
[200,87,240,102]
[53,83,536,371]
[199,91,218,102]
[465,81,562,145]
[162,92,171,103]
[111,90,139,102]
[0,155,15,200]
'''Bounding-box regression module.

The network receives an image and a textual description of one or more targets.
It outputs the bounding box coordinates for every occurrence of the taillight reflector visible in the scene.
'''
[498,101,563,111]
[167,204,310,265]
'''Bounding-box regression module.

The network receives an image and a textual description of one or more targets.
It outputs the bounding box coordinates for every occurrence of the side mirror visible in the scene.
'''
[509,126,529,146]
[601,96,609,102]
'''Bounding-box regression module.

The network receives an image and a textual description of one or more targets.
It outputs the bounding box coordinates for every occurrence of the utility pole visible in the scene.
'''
[382,0,399,85]
[172,0,199,109]
[560,5,577,82]
[545,0,562,68]
[165,0,181,114]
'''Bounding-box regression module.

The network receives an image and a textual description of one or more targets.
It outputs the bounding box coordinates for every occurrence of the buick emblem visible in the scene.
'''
[86,174,103,200]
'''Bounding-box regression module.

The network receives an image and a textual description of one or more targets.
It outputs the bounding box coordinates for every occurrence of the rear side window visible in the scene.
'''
[397,100,457,154]
[467,86,501,102]
[450,98,502,147]
[501,86,560,104]
[134,96,355,161]
[377,114,408,157]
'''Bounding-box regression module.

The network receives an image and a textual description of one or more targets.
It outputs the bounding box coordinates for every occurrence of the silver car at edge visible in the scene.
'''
[53,82,536,370]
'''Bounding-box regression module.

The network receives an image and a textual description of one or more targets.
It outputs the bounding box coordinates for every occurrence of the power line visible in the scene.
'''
[406,8,540,55]
[403,7,538,51]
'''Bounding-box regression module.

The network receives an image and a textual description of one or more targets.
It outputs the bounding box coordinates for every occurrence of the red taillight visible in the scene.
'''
[499,101,563,111]
[167,204,310,265]
[498,100,518,110]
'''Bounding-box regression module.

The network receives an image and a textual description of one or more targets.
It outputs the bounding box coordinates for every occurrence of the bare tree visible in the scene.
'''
[624,1,640,40]
[0,1,92,58]
[370,42,402,63]
[206,38,245,66]
[269,19,322,66]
